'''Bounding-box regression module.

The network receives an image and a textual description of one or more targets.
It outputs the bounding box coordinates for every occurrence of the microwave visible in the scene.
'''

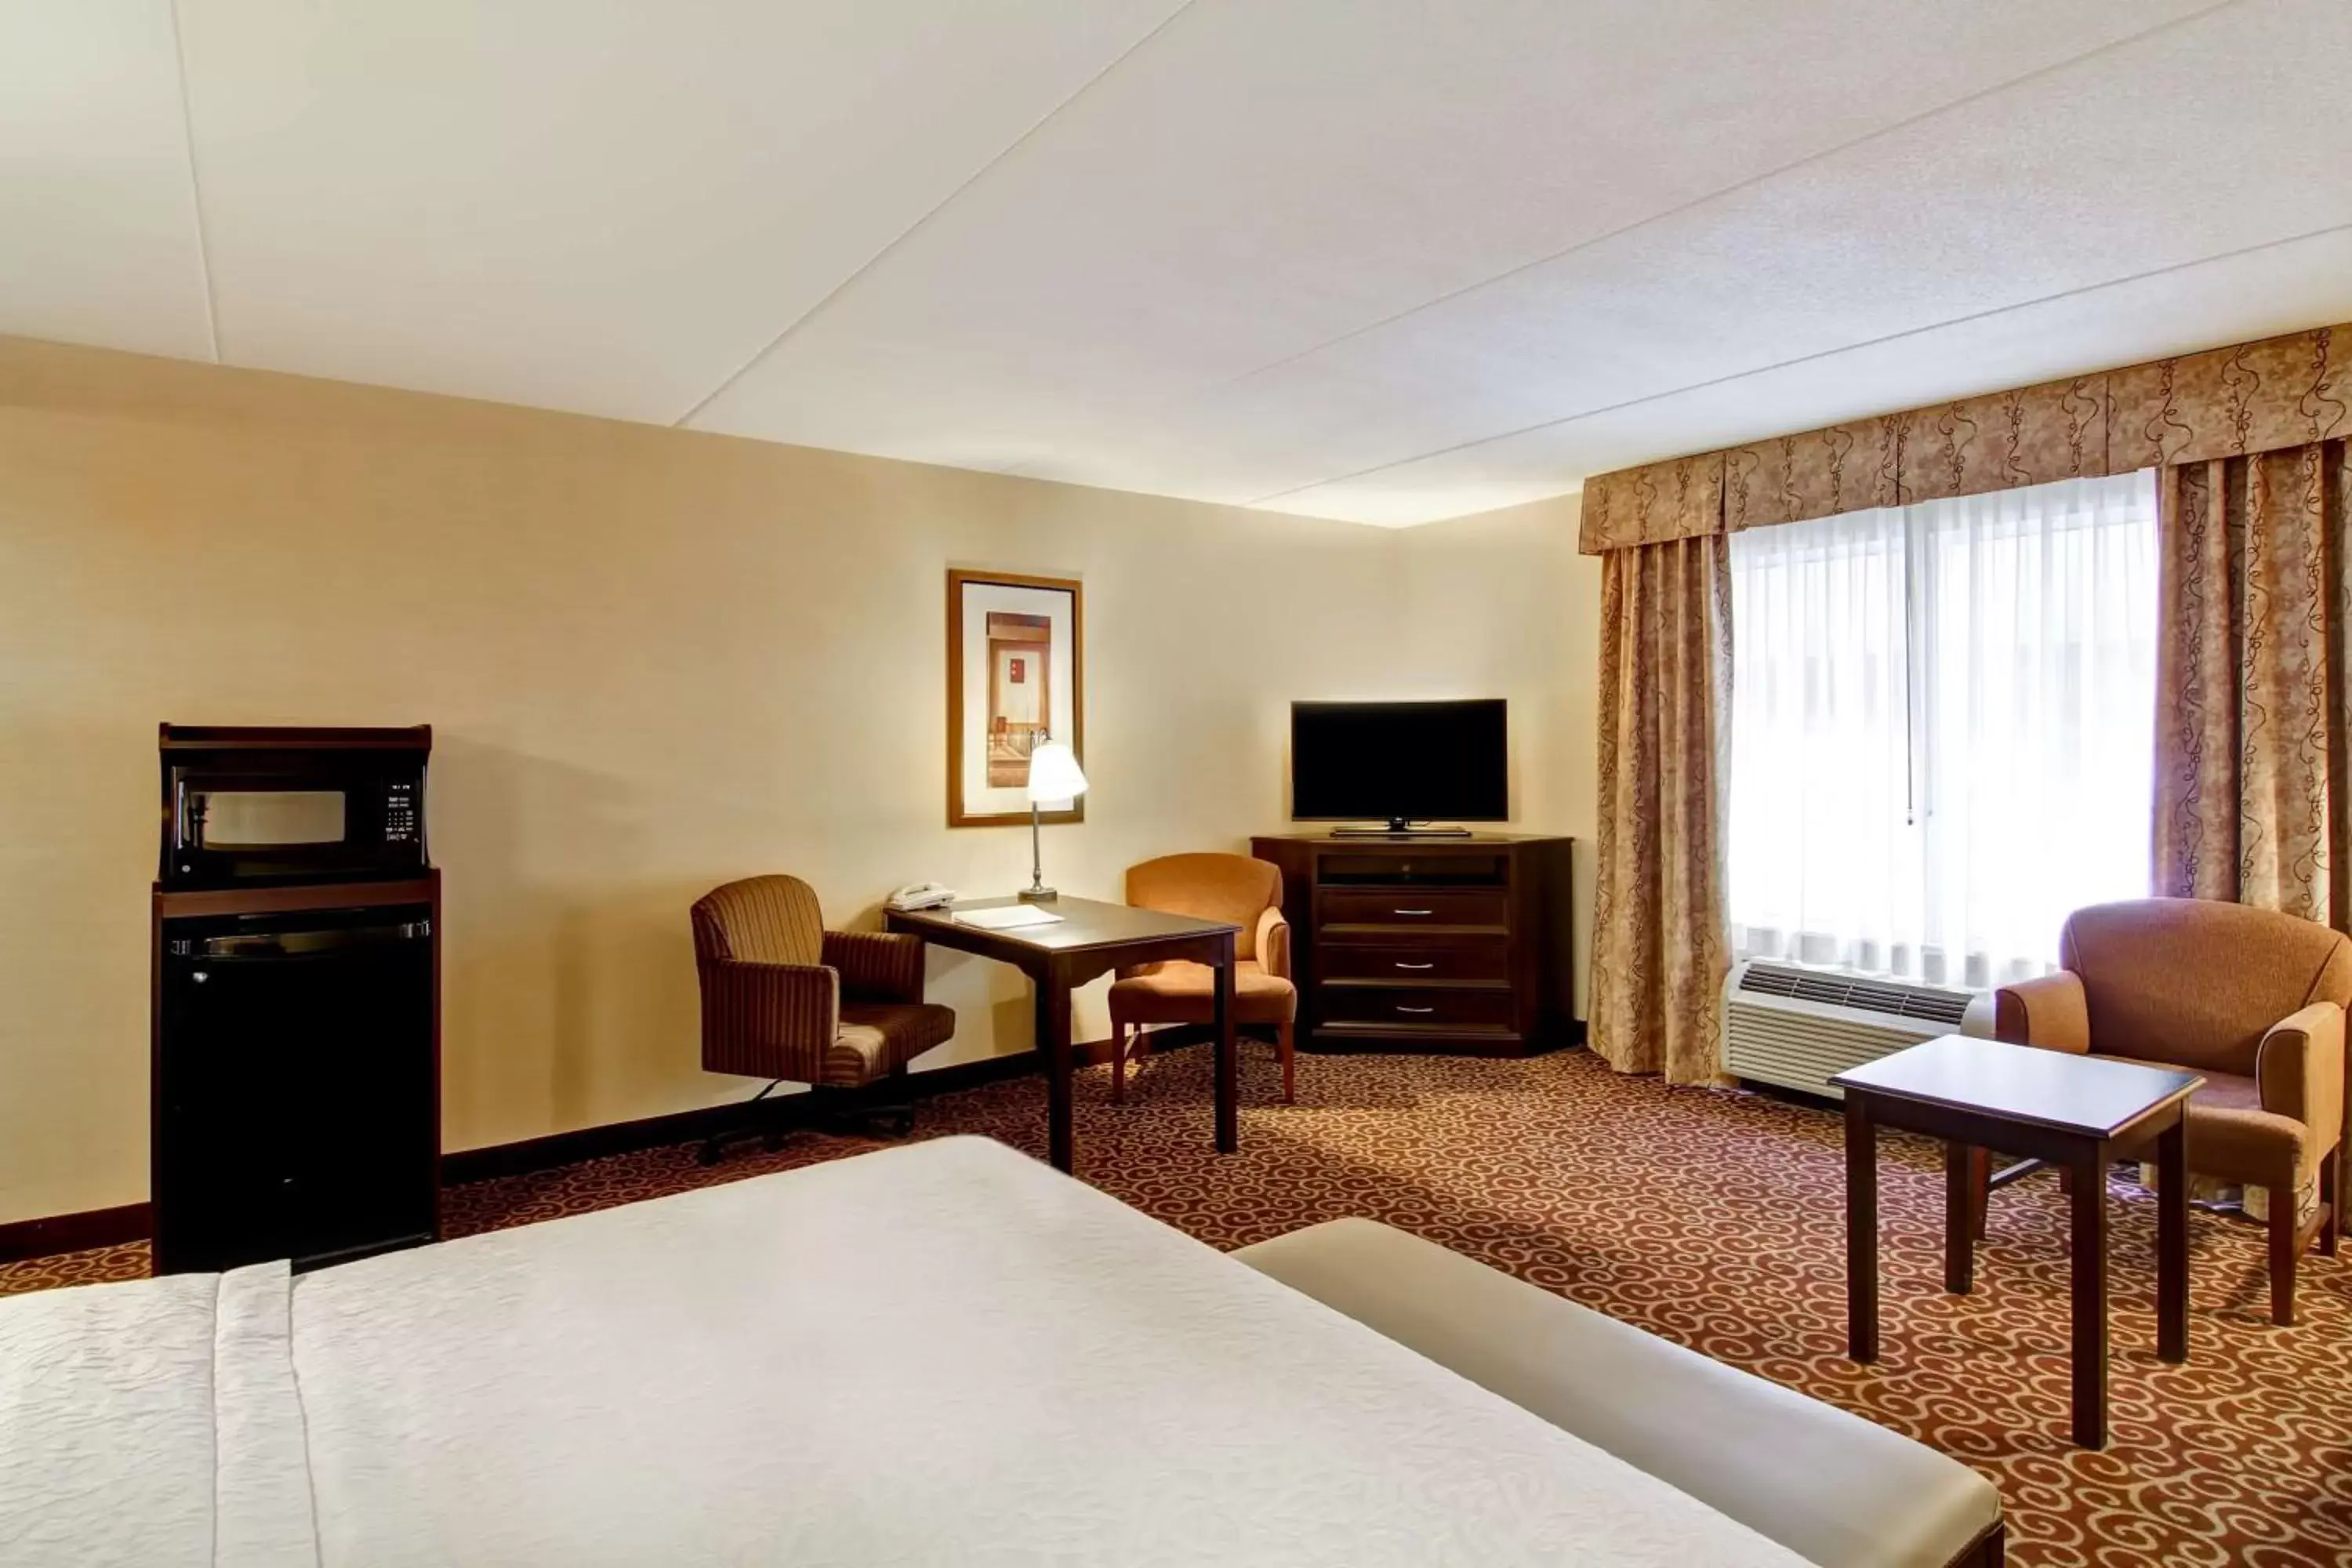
[159,724,431,889]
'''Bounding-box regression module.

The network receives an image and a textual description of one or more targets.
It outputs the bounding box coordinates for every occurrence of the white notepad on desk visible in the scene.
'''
[955,905,1065,931]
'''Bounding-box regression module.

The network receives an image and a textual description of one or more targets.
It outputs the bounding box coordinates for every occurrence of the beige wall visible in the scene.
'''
[1394,496,1601,1012]
[0,335,1591,1224]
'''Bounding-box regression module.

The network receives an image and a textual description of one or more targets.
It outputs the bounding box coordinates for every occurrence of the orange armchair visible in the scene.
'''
[1109,853,1298,1104]
[1992,898,2352,1324]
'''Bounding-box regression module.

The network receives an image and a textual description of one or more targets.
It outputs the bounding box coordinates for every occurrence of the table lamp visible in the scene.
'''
[1019,736,1089,902]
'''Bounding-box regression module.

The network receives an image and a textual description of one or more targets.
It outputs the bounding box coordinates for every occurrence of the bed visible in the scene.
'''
[1,1136,1806,1566]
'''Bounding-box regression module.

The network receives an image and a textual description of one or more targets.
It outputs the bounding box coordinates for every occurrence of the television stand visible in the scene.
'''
[1251,833,1576,1057]
[1328,821,1474,838]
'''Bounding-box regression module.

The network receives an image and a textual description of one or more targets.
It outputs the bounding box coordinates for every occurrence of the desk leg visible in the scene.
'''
[2070,1145,2109,1449]
[2156,1116,2188,1364]
[1213,932,1238,1154]
[1846,1098,1878,1363]
[1944,1142,1976,1295]
[1968,1145,1991,1241]
[1036,969,1074,1174]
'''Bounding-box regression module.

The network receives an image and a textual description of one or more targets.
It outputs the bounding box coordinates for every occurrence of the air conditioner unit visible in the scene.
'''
[1722,959,1993,1100]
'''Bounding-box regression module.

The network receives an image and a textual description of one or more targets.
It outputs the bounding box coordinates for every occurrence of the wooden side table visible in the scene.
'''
[1832,1035,2201,1450]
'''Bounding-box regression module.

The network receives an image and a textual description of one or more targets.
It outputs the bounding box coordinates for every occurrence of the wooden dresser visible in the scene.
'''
[1250,833,1575,1056]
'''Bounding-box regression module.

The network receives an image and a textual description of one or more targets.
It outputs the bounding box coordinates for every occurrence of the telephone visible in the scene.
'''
[887,881,959,912]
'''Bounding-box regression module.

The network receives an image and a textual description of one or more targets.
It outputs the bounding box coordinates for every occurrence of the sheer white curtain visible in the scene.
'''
[1728,470,2159,988]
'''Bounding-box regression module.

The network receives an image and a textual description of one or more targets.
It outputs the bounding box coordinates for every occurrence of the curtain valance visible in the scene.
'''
[1578,452,1724,552]
[1577,322,2349,554]
[2112,328,2352,470]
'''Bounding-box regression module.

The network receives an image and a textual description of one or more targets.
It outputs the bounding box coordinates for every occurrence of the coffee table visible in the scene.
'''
[1831,1034,2201,1449]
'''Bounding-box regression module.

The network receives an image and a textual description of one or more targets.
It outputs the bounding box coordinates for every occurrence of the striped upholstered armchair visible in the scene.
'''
[690,874,955,1163]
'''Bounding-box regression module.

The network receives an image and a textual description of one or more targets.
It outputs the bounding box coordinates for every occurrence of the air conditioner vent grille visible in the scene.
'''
[1735,962,1971,1027]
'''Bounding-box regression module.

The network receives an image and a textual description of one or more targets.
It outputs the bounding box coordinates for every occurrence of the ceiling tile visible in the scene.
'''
[0,0,215,360]
[1015,0,2352,510]
[1264,223,2352,525]
[174,0,1185,422]
[691,0,2220,491]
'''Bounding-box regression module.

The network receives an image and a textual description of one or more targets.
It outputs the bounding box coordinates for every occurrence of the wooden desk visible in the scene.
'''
[885,897,1241,1174]
[1832,1034,2200,1449]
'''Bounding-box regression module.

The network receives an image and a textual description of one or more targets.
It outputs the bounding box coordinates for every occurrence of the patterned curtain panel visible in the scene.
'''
[2154,441,2350,927]
[1590,533,1733,1083]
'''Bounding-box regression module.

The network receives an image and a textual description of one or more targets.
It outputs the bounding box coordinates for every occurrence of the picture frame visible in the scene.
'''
[947,568,1084,828]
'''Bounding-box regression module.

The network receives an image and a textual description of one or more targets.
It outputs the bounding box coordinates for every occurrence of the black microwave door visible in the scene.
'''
[162,770,423,887]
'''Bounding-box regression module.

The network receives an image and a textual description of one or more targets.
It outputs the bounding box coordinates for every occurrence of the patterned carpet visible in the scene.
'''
[6,1045,2350,1566]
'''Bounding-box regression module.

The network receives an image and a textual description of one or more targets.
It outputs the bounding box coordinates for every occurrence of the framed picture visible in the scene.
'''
[947,568,1084,827]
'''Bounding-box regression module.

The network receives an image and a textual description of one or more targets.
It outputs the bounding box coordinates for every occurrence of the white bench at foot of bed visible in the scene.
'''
[1235,1218,2005,1568]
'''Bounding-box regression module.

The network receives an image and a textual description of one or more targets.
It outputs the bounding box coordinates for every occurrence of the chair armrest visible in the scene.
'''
[700,958,840,1067]
[1257,906,1291,981]
[822,930,926,1004]
[2259,1002,2346,1149]
[1992,971,2090,1053]
[818,931,927,1006]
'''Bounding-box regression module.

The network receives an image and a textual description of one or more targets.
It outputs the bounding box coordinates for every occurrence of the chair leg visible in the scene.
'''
[2269,1186,2300,1327]
[1279,1021,1296,1105]
[1110,1022,1127,1105]
[2322,1150,2342,1258]
[2339,1142,2350,1245]
[699,1078,786,1166]
[811,1083,914,1141]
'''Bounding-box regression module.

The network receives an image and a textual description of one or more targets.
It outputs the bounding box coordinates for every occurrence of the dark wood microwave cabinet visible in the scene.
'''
[1250,833,1576,1056]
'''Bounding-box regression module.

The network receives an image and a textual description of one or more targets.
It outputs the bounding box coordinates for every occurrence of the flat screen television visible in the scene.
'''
[1290,699,1508,830]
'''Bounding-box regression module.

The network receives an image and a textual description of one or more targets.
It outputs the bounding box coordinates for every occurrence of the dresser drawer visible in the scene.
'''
[1317,942,1509,983]
[1319,887,1508,932]
[1319,983,1516,1030]
[1319,851,1509,886]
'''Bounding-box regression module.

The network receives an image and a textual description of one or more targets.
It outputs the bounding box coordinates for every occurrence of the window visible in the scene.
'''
[1727,470,2159,988]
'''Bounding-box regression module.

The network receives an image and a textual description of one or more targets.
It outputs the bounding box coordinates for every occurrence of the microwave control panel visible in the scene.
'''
[383,781,420,844]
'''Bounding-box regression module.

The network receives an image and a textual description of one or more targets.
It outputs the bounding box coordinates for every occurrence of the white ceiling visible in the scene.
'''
[8,0,2351,526]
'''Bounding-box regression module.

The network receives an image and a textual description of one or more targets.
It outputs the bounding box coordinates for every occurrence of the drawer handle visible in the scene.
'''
[1394,961,1436,971]
[1393,908,1434,916]
[1397,1004,1436,1014]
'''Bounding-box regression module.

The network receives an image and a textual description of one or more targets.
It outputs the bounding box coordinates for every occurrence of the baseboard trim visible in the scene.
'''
[1,1052,1054,1263]
[0,1202,152,1265]
[441,1047,1050,1185]
[4,1022,1590,1262]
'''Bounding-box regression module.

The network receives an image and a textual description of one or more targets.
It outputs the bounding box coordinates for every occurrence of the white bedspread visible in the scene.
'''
[0,1268,220,1567]
[2,1137,1806,1566]
[0,1264,315,1568]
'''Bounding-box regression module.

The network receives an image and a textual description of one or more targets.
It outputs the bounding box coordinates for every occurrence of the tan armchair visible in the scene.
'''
[1993,897,2352,1324]
[691,875,955,1162]
[1109,853,1298,1104]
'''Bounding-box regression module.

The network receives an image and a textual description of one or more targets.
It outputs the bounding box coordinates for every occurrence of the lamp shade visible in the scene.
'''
[1025,740,1089,803]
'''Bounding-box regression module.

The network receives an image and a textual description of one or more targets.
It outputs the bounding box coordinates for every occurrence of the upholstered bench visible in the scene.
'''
[1234,1218,2004,1568]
